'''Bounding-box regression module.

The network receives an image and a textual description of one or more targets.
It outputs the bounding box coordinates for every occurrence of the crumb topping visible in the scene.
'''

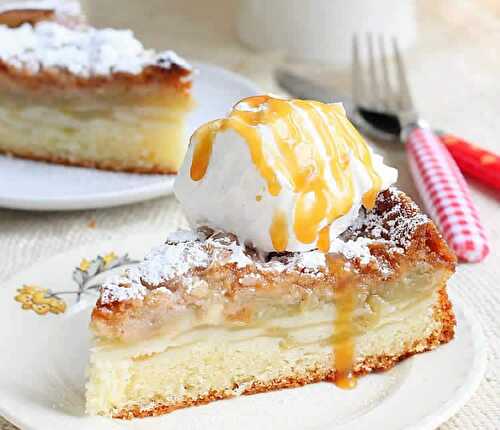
[0,20,191,77]
[99,188,432,306]
[100,274,147,305]
[345,187,429,253]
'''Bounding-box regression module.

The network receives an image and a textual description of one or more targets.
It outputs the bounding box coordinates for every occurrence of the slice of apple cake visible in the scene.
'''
[0,13,193,173]
[86,188,455,418]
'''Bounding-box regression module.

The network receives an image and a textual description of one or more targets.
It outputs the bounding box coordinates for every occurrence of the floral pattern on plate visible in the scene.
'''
[14,252,137,316]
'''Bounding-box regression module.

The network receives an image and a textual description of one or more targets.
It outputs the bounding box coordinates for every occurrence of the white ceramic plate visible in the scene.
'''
[0,233,487,430]
[0,63,261,211]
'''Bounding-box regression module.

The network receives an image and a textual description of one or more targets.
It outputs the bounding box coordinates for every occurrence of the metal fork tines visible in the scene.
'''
[351,34,490,263]
[352,33,418,127]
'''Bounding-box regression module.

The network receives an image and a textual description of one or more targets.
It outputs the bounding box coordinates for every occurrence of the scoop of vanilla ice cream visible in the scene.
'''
[175,97,397,253]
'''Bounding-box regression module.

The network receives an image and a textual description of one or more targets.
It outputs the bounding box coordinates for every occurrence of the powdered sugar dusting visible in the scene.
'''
[295,251,327,271]
[136,242,210,286]
[217,239,253,268]
[269,250,327,275]
[329,237,374,265]
[346,187,429,254]
[100,275,147,304]
[99,231,247,304]
[0,21,191,77]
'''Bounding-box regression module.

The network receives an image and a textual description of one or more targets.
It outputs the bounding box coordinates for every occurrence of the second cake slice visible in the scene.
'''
[0,8,194,173]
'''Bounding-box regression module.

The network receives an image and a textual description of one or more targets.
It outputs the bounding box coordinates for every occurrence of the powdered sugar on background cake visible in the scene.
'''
[0,21,191,77]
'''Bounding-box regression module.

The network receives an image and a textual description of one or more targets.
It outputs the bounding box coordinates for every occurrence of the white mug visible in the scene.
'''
[237,0,417,67]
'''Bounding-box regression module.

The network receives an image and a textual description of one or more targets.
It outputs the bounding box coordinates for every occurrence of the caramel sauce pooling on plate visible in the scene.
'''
[189,95,382,252]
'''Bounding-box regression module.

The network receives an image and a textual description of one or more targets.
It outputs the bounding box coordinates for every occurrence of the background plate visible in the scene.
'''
[0,63,261,211]
[0,234,487,430]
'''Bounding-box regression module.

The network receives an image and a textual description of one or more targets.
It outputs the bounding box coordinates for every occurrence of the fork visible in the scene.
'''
[352,34,489,263]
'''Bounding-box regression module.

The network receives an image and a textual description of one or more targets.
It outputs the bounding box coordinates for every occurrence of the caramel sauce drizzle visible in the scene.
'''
[269,210,288,252]
[327,255,357,389]
[317,226,330,253]
[189,95,382,253]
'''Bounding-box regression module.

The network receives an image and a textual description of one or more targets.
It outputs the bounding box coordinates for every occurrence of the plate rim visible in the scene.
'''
[0,61,262,211]
[0,236,488,430]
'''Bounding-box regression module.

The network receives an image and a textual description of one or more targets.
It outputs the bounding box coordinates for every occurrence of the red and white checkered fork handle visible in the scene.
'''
[406,127,490,262]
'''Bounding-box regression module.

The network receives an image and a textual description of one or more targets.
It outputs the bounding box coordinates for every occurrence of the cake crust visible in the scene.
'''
[112,289,455,419]
[0,60,192,93]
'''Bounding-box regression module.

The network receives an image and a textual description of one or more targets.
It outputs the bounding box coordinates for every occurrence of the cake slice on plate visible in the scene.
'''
[86,96,456,418]
[0,7,193,173]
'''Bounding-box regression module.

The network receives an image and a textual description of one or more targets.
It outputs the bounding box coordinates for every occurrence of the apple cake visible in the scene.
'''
[86,188,456,418]
[0,12,193,173]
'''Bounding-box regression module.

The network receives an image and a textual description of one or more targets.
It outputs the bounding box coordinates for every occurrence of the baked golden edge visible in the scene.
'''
[113,287,455,419]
